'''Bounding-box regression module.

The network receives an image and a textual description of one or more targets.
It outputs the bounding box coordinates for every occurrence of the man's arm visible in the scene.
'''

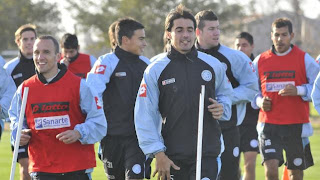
[9,85,29,146]
[70,80,107,144]
[0,67,16,119]
[134,67,179,179]
[213,59,233,121]
[86,53,116,99]
[312,72,320,114]
[230,51,259,104]
[89,55,97,68]
[134,74,166,156]
[299,53,319,101]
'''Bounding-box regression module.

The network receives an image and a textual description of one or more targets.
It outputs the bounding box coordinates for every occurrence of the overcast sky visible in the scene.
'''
[42,0,320,33]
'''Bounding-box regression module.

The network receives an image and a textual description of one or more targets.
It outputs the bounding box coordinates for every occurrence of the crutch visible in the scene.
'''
[10,87,29,180]
[196,85,205,180]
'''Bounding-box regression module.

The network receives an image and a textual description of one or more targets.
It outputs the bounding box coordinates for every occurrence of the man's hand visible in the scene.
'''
[20,129,31,146]
[278,84,298,96]
[56,130,81,144]
[208,98,224,120]
[153,152,180,180]
[261,96,272,112]
[60,58,70,67]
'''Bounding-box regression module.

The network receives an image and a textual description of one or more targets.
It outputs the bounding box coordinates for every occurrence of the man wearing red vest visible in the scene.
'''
[60,33,97,79]
[10,35,107,180]
[252,18,318,180]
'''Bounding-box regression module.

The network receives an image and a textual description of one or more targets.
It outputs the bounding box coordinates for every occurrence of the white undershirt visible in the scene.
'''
[46,69,60,83]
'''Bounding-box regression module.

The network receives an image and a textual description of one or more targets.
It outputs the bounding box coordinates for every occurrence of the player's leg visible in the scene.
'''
[124,136,149,180]
[259,124,283,180]
[240,125,259,180]
[284,125,312,180]
[219,127,241,180]
[243,151,258,180]
[100,135,125,179]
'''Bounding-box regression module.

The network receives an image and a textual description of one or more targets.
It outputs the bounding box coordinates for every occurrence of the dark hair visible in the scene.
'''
[15,24,37,43]
[165,4,196,33]
[163,4,196,47]
[60,33,79,49]
[108,21,118,49]
[115,18,144,46]
[38,35,60,54]
[272,18,293,34]
[236,32,254,45]
[195,10,218,30]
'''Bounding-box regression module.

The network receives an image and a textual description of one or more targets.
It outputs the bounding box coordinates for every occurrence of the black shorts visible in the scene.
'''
[239,124,259,153]
[30,170,89,180]
[11,144,29,161]
[259,123,314,170]
[100,135,150,179]
[167,156,219,180]
[219,126,240,180]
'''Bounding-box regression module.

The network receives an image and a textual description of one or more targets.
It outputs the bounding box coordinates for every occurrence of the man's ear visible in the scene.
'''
[166,32,171,40]
[121,36,130,45]
[15,39,21,46]
[55,52,61,62]
[290,32,295,40]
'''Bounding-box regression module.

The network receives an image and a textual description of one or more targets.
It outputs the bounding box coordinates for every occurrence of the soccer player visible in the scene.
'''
[86,18,151,179]
[234,32,259,180]
[252,18,317,180]
[134,4,233,180]
[4,23,37,180]
[10,35,107,180]
[60,33,97,78]
[195,10,259,180]
[0,60,16,141]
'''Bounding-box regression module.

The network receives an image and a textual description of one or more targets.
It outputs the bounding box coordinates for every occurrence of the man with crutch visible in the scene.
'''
[134,4,233,180]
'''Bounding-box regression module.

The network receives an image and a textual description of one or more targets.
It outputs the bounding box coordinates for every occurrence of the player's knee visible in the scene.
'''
[265,168,278,180]
[244,160,256,171]
[20,168,31,180]
[289,169,303,180]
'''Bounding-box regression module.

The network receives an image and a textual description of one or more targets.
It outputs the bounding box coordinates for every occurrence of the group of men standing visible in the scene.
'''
[0,3,318,180]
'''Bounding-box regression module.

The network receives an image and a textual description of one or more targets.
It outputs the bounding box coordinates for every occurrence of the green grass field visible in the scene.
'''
[1,122,319,180]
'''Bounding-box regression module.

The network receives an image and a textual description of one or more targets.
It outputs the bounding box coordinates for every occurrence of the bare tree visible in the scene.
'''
[290,0,303,47]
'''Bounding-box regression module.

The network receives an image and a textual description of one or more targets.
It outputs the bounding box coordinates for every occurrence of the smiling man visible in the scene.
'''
[10,35,107,180]
[134,4,233,180]
[86,18,151,180]
[195,10,259,180]
[252,18,318,180]
[4,23,37,180]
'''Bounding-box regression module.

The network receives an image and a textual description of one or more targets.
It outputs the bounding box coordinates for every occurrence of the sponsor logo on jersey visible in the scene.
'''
[162,78,175,86]
[34,114,71,130]
[95,96,102,109]
[264,70,295,79]
[265,81,295,92]
[31,102,69,114]
[201,70,212,81]
[115,72,126,77]
[139,84,147,97]
[94,65,107,74]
